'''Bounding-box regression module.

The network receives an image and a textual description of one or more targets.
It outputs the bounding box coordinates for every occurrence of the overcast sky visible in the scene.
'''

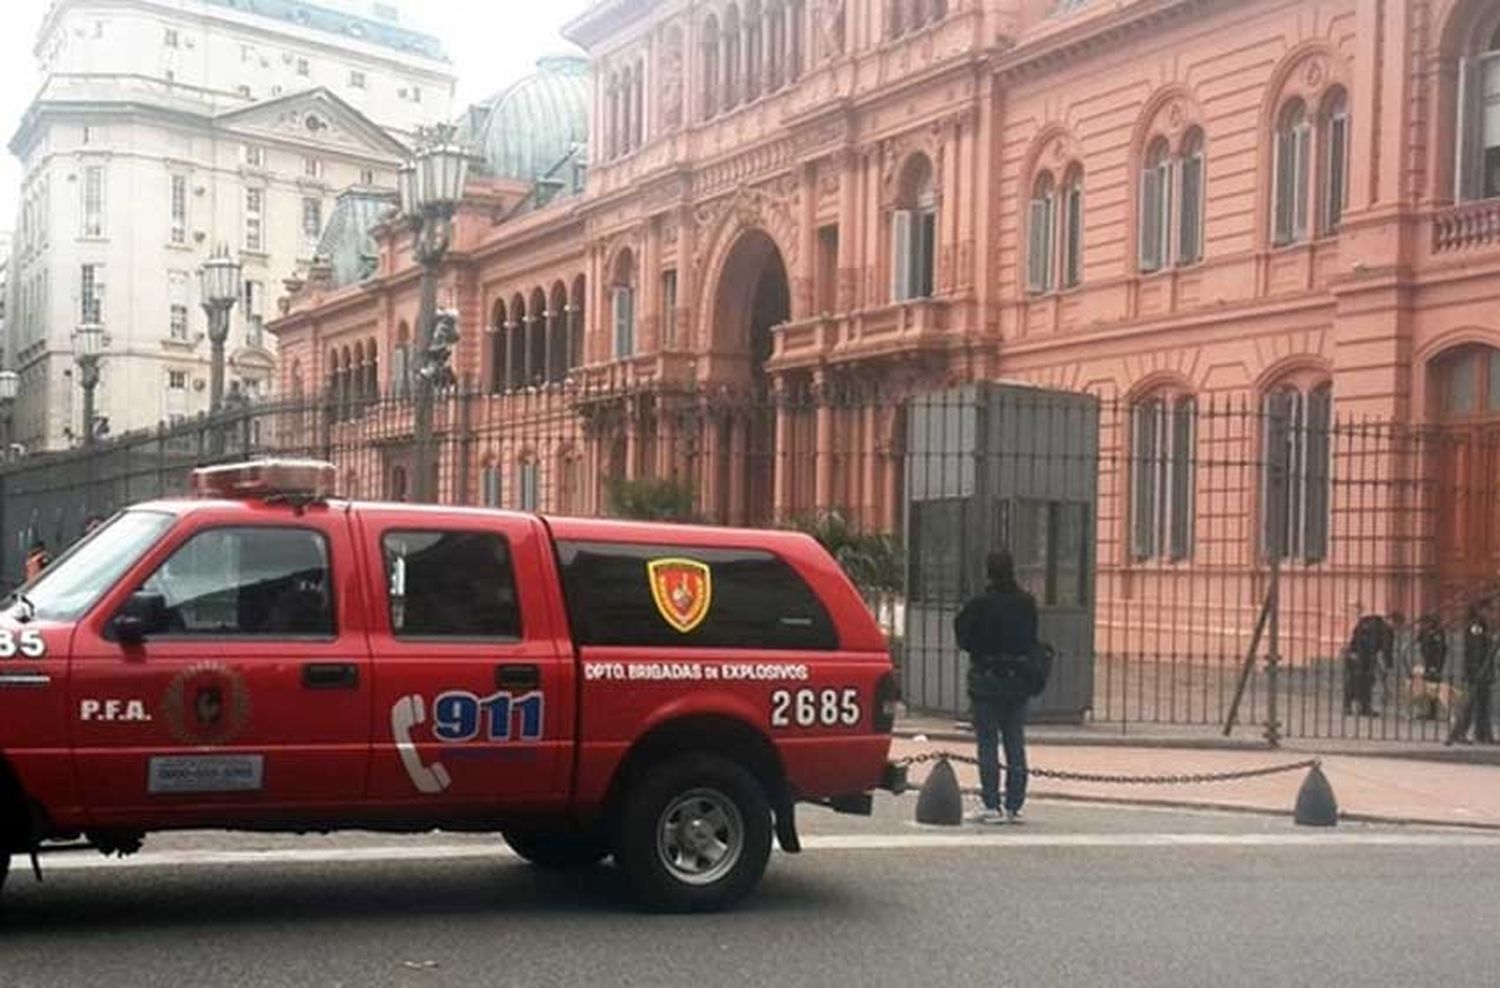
[0,0,594,228]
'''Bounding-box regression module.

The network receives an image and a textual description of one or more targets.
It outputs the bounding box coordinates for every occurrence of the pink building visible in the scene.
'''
[272,0,1500,663]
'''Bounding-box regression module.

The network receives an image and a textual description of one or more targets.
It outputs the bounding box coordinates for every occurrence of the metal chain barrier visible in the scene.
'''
[895,750,1321,787]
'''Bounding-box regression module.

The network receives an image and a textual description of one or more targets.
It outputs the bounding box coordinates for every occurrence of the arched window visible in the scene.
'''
[702,15,721,120]
[353,342,366,407]
[1139,130,1203,272]
[1131,390,1196,561]
[746,0,763,101]
[339,346,353,418]
[1060,165,1084,289]
[326,348,339,418]
[529,287,548,386]
[393,321,411,398]
[1434,344,1500,420]
[549,282,569,384]
[498,299,516,395]
[1026,172,1056,294]
[1273,99,1311,245]
[509,293,527,390]
[724,5,742,110]
[1454,23,1500,200]
[891,154,937,301]
[1319,88,1349,234]
[571,275,587,370]
[1262,381,1332,563]
[611,250,637,359]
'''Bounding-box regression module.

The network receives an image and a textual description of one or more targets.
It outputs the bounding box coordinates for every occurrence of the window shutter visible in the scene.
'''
[1273,130,1295,245]
[1324,114,1348,233]
[1028,196,1053,293]
[1131,401,1159,560]
[1262,391,1294,559]
[1293,124,1310,241]
[1304,386,1333,563]
[1064,185,1083,287]
[917,208,937,298]
[614,287,635,357]
[1179,154,1203,264]
[891,209,914,301]
[1169,399,1195,560]
[1139,167,1161,272]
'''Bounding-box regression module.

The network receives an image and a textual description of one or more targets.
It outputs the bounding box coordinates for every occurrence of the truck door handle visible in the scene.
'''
[302,662,359,690]
[495,663,540,691]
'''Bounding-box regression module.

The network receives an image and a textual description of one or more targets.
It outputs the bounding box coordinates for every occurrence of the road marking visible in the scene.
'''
[34,830,1500,873]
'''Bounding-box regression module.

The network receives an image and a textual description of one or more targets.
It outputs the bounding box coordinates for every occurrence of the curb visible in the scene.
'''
[1010,791,1500,833]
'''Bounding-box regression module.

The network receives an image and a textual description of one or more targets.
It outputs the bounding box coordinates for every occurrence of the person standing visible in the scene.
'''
[23,540,50,582]
[1345,612,1392,717]
[1448,602,1496,745]
[955,550,1039,825]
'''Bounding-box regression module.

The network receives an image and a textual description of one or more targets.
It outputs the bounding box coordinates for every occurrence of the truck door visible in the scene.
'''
[69,508,372,824]
[360,512,574,811]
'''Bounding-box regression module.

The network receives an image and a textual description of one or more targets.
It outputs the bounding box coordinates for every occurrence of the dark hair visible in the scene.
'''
[986,550,1018,591]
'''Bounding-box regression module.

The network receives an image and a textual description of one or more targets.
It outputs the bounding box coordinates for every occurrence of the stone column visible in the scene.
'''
[773,376,791,522]
[543,309,557,384]
[504,321,520,391]
[862,401,879,530]
[522,315,539,385]
[814,370,833,511]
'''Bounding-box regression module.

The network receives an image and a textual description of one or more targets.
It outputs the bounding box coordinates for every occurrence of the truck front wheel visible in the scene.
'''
[0,851,9,901]
[614,753,773,912]
[503,832,610,870]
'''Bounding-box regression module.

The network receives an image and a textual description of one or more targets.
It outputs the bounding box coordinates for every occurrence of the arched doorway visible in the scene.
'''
[1432,344,1500,595]
[710,228,790,526]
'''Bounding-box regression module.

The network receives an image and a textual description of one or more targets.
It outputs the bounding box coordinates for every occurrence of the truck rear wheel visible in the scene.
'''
[503,832,610,870]
[614,753,772,913]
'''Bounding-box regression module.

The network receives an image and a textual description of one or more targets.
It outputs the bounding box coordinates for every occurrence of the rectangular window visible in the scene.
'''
[1026,196,1054,293]
[243,144,264,168]
[556,542,838,650]
[913,207,937,298]
[517,461,539,511]
[349,70,367,89]
[1132,399,1195,561]
[613,286,635,358]
[304,156,322,179]
[382,531,521,639]
[169,174,187,245]
[243,280,263,348]
[359,168,375,186]
[1131,402,1160,560]
[140,527,334,637]
[296,57,309,76]
[302,197,322,239]
[817,225,839,313]
[168,270,188,340]
[410,87,422,103]
[1324,112,1348,234]
[82,165,105,237]
[237,84,252,98]
[1274,125,1309,245]
[80,263,103,324]
[245,188,264,251]
[1062,184,1083,289]
[891,209,914,301]
[482,467,501,507]
[660,270,678,349]
[1178,153,1204,265]
[168,370,187,390]
[166,369,188,417]
[164,27,179,48]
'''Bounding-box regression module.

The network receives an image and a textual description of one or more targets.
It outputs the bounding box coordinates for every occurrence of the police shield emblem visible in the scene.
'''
[648,558,712,634]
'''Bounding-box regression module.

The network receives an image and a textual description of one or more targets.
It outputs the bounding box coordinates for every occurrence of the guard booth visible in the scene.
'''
[902,382,1099,722]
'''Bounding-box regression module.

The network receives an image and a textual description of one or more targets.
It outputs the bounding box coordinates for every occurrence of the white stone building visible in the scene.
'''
[4,0,455,451]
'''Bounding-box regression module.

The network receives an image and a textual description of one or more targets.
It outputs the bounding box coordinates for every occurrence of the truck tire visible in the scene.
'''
[0,851,9,900]
[614,752,773,913]
[503,832,610,870]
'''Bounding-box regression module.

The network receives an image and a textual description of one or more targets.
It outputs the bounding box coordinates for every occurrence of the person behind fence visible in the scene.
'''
[1345,611,1392,717]
[1416,613,1448,722]
[955,549,1038,826]
[1448,602,1496,746]
[23,540,50,582]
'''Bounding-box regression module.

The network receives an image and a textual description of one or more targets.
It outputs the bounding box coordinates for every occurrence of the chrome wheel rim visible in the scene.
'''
[656,787,744,887]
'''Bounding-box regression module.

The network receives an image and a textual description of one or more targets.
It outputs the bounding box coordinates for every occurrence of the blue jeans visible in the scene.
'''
[973,694,1028,813]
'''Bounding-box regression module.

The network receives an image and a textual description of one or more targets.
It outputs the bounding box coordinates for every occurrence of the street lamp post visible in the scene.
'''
[198,246,244,414]
[0,371,17,462]
[400,124,470,504]
[73,323,104,448]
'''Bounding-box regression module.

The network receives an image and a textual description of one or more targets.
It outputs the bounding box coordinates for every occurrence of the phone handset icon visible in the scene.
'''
[391,694,452,794]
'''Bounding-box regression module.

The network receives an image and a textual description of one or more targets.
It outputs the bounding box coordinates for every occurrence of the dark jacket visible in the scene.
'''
[955,585,1039,666]
[1463,616,1495,685]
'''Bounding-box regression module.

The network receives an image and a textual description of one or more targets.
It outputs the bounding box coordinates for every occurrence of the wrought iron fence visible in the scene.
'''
[0,380,1493,743]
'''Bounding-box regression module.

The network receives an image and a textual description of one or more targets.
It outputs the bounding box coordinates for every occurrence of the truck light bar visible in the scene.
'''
[191,460,337,500]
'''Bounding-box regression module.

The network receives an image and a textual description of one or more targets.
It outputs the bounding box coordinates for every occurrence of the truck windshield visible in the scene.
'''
[14,510,176,623]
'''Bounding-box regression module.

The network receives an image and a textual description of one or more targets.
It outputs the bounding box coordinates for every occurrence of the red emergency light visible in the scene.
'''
[191,460,337,500]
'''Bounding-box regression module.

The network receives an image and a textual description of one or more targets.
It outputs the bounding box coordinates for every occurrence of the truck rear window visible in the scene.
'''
[555,541,838,651]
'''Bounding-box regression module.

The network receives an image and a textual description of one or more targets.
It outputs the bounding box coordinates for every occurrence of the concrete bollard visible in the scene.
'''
[914,757,964,826]
[1293,763,1339,827]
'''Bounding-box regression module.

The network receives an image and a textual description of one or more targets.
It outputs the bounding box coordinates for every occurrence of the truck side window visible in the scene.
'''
[556,541,838,650]
[139,527,333,637]
[382,530,521,640]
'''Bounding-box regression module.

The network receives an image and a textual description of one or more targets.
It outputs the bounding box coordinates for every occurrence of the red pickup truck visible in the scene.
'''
[0,461,900,911]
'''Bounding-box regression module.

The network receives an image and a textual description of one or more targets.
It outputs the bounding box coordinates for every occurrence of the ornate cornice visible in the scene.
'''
[991,0,1230,83]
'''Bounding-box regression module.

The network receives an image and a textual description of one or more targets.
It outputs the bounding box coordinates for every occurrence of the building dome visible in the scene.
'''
[470,56,590,183]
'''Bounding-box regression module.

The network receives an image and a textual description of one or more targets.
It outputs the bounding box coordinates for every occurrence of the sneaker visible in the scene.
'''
[1005,809,1026,825]
[967,809,1005,825]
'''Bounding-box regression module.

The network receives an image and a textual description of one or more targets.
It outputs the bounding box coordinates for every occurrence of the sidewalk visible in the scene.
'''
[891,733,1500,829]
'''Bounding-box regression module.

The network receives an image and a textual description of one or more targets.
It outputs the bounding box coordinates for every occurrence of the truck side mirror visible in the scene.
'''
[112,592,168,644]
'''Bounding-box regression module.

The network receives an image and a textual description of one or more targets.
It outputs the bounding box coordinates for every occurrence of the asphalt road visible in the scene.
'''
[2,797,1498,988]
